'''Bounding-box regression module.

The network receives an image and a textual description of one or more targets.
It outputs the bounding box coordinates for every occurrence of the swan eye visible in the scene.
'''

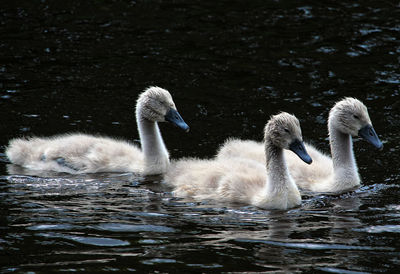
[353,114,360,120]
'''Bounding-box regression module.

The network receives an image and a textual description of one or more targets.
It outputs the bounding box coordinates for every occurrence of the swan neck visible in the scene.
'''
[265,139,290,189]
[329,123,360,188]
[136,111,169,164]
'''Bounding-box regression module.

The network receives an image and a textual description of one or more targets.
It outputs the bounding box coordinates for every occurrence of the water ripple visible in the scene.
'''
[355,225,400,234]
[318,267,369,274]
[94,223,176,233]
[141,258,178,265]
[1,0,399,272]
[27,224,77,231]
[37,232,130,247]
[234,239,394,251]
[67,236,130,247]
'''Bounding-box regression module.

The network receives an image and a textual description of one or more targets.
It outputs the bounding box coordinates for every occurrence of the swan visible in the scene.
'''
[5,86,190,175]
[217,97,383,193]
[164,112,312,210]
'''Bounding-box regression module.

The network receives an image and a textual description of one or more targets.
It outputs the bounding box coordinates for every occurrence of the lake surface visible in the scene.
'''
[1,0,399,272]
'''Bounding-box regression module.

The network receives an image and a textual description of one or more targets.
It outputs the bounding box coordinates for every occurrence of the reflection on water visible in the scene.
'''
[1,173,399,272]
[1,0,400,272]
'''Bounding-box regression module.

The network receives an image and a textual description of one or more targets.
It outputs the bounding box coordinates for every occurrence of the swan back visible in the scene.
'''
[5,86,189,175]
[164,112,311,210]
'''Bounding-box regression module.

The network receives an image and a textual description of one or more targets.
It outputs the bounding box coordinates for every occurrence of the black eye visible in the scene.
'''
[284,128,290,133]
[353,114,360,120]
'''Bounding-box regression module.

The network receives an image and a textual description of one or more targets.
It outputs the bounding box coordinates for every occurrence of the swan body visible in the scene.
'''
[164,112,312,210]
[6,86,189,175]
[217,98,383,193]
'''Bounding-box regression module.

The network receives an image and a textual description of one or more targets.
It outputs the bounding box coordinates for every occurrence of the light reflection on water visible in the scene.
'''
[1,170,400,272]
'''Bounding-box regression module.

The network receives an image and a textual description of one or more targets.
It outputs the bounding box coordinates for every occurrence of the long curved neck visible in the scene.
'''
[264,139,291,192]
[252,136,300,209]
[329,123,360,190]
[136,110,169,172]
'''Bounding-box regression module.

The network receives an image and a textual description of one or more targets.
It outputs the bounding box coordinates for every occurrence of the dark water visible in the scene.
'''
[1,0,400,272]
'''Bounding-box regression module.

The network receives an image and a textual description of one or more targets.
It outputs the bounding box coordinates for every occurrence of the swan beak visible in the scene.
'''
[289,139,313,165]
[358,124,383,150]
[165,108,190,132]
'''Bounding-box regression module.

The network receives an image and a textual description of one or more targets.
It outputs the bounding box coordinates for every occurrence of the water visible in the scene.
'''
[1,0,399,272]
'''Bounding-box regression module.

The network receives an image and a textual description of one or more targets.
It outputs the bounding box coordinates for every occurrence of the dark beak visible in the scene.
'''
[289,139,312,165]
[165,108,190,132]
[358,124,383,150]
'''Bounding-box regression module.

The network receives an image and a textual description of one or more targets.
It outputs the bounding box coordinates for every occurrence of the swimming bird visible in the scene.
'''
[6,86,189,175]
[164,112,312,210]
[217,98,383,193]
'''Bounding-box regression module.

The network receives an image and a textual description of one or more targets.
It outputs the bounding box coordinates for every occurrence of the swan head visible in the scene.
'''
[265,112,312,164]
[136,86,189,132]
[329,97,382,149]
